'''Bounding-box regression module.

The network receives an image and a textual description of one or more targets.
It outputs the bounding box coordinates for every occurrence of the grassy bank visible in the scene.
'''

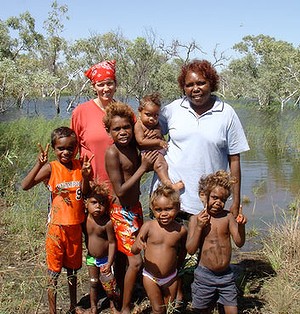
[0,117,300,313]
[0,117,70,313]
[260,209,300,313]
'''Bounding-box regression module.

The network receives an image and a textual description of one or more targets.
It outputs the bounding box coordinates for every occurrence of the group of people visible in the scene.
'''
[22,58,249,314]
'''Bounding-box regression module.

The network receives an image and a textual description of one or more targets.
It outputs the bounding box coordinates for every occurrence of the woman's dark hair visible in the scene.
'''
[177,59,220,93]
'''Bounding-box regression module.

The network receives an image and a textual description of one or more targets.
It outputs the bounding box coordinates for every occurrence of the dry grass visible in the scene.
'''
[261,208,300,314]
[2,189,300,313]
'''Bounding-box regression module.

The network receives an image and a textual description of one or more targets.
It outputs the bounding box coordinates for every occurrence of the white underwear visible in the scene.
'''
[142,268,178,287]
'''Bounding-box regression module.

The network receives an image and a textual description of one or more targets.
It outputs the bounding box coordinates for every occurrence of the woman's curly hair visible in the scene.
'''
[177,59,220,93]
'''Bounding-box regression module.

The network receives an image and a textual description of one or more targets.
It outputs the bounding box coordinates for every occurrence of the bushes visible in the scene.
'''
[0,117,69,200]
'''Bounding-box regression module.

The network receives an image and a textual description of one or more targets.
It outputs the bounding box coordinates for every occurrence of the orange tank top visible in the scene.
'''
[47,160,85,225]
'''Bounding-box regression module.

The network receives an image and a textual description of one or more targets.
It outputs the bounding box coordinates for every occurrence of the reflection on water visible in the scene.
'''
[0,97,75,122]
[1,98,300,230]
[0,96,140,122]
[241,158,295,229]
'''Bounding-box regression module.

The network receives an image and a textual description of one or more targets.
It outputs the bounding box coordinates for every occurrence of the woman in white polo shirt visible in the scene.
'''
[151,59,249,218]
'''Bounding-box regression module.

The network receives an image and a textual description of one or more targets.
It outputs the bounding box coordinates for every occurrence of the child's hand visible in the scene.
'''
[236,205,247,224]
[141,150,158,171]
[144,129,157,139]
[37,143,49,166]
[160,140,168,150]
[101,264,112,276]
[196,208,211,228]
[82,154,94,178]
[136,235,147,251]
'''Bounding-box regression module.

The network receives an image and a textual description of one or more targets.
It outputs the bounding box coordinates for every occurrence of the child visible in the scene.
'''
[186,170,247,314]
[103,101,158,314]
[84,183,120,314]
[21,126,93,314]
[134,93,184,191]
[131,185,187,314]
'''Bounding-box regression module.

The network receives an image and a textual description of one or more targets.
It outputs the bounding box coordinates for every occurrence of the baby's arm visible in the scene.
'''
[101,220,116,275]
[21,143,51,190]
[131,221,149,254]
[229,206,247,248]
[186,210,210,255]
[105,147,158,199]
[134,121,167,150]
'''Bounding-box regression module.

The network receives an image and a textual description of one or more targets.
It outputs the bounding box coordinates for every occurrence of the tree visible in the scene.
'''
[5,12,43,60]
[0,20,13,60]
[225,35,300,110]
[42,0,68,75]
[0,12,45,111]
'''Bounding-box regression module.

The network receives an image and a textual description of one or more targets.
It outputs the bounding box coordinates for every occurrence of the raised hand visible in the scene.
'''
[196,208,211,228]
[82,154,94,178]
[37,143,50,166]
[236,205,247,224]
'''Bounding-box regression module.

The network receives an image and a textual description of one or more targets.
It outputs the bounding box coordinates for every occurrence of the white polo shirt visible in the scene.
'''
[151,96,250,215]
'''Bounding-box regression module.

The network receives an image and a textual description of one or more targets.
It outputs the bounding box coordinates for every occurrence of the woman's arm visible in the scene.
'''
[228,153,241,218]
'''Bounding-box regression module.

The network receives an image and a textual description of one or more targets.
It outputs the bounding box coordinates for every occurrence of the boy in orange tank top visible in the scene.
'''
[22,126,93,314]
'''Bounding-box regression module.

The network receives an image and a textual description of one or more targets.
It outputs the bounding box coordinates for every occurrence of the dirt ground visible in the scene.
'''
[0,198,273,314]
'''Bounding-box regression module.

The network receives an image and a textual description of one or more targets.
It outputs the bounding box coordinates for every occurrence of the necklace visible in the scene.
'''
[94,98,105,111]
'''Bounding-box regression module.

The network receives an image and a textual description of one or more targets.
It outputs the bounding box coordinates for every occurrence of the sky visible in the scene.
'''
[1,0,300,63]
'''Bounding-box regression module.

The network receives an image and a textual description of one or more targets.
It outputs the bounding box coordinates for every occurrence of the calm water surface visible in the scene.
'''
[1,97,300,232]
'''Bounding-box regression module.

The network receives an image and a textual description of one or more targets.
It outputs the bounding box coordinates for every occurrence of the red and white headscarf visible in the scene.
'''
[84,60,116,84]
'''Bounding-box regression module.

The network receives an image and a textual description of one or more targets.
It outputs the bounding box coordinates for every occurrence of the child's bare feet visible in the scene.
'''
[120,306,131,314]
[71,306,87,314]
[110,300,121,314]
[170,180,184,191]
[163,180,184,191]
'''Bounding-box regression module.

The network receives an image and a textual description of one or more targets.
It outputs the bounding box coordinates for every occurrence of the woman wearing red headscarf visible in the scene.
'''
[71,60,117,185]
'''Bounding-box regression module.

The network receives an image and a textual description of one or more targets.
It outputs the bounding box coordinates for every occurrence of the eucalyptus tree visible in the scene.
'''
[41,0,68,75]
[225,35,300,110]
[118,36,166,101]
[0,12,45,111]
[65,31,181,106]
[38,0,70,114]
[64,30,131,109]
[0,20,13,60]
[5,12,44,60]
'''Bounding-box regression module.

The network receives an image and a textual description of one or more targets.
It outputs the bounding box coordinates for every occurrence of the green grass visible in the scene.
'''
[0,117,71,313]
[0,117,69,200]
[1,115,300,313]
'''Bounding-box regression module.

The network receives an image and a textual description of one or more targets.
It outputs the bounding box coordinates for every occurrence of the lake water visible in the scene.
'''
[1,97,300,233]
